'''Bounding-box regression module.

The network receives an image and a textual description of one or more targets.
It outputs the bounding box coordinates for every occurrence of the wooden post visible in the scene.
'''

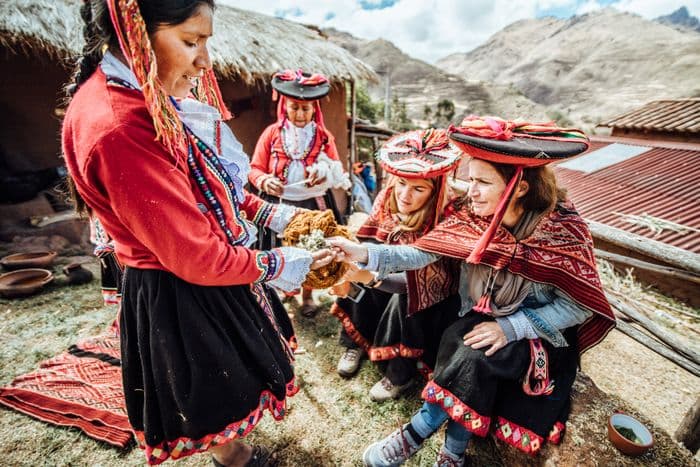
[347,80,357,217]
[675,396,700,453]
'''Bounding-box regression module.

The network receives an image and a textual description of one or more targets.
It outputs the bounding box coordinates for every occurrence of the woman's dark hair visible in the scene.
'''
[64,0,215,214]
[491,162,567,214]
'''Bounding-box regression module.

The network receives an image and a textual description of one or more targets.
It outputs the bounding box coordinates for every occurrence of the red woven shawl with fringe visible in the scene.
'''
[413,200,615,354]
[357,187,459,316]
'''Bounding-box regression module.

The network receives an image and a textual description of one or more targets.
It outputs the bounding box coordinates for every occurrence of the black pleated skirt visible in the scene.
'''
[423,313,578,455]
[119,267,297,465]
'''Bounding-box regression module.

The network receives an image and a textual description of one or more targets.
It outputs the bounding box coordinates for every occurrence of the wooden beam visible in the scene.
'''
[588,220,700,275]
[606,294,700,366]
[595,249,700,285]
[613,320,700,377]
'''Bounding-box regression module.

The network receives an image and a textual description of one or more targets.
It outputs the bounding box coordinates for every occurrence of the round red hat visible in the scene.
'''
[377,128,463,179]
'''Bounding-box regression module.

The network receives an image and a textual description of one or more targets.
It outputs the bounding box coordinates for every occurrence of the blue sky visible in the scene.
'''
[222,0,700,63]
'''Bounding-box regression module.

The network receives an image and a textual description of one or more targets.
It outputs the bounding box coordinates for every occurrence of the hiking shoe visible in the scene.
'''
[337,347,364,377]
[369,377,412,402]
[433,445,467,467]
[362,424,421,467]
[212,445,276,467]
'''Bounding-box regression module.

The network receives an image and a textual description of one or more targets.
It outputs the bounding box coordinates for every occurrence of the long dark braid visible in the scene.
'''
[64,1,113,215]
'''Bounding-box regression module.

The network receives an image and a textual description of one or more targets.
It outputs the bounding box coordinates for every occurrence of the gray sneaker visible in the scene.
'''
[337,347,364,377]
[362,425,421,467]
[369,377,413,402]
[433,445,466,467]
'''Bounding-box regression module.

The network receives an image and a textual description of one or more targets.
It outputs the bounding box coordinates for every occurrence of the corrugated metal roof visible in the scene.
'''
[554,137,700,253]
[599,98,700,134]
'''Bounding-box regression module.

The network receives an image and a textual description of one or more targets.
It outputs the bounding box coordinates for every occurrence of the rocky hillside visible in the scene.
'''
[324,28,549,126]
[436,8,700,130]
[656,6,700,33]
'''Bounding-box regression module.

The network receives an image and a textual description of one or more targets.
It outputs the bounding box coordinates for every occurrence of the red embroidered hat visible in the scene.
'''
[377,128,463,179]
[448,116,589,263]
[448,116,589,166]
[272,69,330,101]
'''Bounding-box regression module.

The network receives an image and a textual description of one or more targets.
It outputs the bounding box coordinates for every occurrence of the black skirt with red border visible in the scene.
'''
[120,267,298,464]
[333,292,461,381]
[423,313,578,456]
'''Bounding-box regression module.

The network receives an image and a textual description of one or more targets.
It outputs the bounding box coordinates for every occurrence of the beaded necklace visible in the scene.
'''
[277,121,319,183]
[186,129,250,247]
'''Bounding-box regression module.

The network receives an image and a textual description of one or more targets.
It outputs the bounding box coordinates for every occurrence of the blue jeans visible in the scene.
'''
[410,402,472,456]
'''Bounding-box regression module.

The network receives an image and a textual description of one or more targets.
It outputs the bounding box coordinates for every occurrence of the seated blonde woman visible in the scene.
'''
[331,129,462,402]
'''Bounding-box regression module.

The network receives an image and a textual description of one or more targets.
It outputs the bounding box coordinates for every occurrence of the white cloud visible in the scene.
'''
[220,0,699,63]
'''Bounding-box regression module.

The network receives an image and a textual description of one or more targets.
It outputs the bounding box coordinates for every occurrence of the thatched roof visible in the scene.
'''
[0,0,376,84]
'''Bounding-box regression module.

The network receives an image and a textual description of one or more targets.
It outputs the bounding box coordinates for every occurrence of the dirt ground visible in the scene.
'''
[0,241,698,466]
[583,330,699,442]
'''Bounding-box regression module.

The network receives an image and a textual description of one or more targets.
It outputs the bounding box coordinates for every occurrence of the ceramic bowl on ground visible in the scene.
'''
[0,268,54,298]
[608,413,654,456]
[0,251,57,270]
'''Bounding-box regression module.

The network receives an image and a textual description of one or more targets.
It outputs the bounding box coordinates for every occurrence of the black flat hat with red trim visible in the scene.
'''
[377,128,463,179]
[272,69,330,101]
[448,116,589,167]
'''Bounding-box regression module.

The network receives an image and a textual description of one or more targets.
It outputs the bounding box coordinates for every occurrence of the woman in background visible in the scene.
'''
[249,70,350,317]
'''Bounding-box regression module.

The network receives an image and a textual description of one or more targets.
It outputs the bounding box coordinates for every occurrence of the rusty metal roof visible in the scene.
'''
[553,136,700,253]
[598,98,700,134]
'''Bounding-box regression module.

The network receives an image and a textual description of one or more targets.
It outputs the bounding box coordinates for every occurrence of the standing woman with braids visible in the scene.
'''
[62,1,335,465]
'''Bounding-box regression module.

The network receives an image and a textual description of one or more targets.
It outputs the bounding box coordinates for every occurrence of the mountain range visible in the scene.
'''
[325,7,700,132]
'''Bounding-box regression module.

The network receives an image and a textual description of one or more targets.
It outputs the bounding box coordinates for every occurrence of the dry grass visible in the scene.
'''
[0,256,443,466]
[1,247,698,465]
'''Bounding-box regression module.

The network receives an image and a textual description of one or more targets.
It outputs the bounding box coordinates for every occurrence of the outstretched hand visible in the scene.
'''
[310,248,336,270]
[327,237,368,264]
[463,321,507,357]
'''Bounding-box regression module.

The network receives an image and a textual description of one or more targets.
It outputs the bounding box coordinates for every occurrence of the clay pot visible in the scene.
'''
[0,269,54,298]
[608,413,654,456]
[0,251,57,270]
[63,263,94,285]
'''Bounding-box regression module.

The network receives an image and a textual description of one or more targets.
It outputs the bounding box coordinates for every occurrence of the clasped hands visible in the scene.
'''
[308,237,366,275]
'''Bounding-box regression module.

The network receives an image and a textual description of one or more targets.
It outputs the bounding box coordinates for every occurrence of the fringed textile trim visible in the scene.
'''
[135,378,299,465]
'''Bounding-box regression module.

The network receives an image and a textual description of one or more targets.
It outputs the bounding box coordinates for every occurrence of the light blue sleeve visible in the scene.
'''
[496,284,593,347]
[363,244,440,278]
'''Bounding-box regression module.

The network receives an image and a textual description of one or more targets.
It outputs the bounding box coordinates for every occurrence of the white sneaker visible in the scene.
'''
[369,377,413,402]
[337,348,364,377]
[433,445,466,467]
[363,424,421,467]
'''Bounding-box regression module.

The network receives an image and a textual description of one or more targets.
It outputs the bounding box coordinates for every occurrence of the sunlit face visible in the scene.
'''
[467,159,507,218]
[393,177,434,215]
[467,159,528,223]
[150,5,213,99]
[285,98,315,127]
